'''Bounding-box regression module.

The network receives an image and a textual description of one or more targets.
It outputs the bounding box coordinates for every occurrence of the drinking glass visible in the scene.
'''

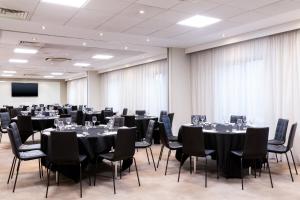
[85,121,90,130]
[58,121,64,130]
[54,119,59,130]
[92,116,97,127]
[66,118,71,126]
[237,119,242,130]
[200,115,205,123]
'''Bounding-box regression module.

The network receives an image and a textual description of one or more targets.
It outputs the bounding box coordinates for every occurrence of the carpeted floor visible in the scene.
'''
[0,133,299,200]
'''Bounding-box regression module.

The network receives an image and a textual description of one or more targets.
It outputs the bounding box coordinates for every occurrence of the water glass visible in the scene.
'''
[58,121,64,130]
[54,119,59,130]
[237,119,243,130]
[66,118,71,126]
[92,116,97,127]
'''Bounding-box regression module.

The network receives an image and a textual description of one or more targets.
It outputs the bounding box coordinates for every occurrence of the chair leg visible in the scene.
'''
[133,157,141,186]
[285,153,294,182]
[119,161,122,179]
[145,148,150,165]
[189,156,192,174]
[157,145,164,168]
[178,154,184,182]
[7,156,16,184]
[254,159,257,178]
[240,158,244,190]
[165,150,171,176]
[57,172,60,186]
[290,150,298,175]
[275,154,278,163]
[205,157,207,188]
[38,159,41,179]
[46,163,52,198]
[266,159,273,188]
[149,147,156,171]
[111,162,116,194]
[13,159,21,193]
[80,163,82,198]
[0,132,2,143]
[11,156,17,180]
[216,155,219,179]
[94,157,98,186]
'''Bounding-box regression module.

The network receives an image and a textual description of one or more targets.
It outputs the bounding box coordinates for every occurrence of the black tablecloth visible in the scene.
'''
[41,126,132,181]
[176,125,248,178]
[135,116,158,140]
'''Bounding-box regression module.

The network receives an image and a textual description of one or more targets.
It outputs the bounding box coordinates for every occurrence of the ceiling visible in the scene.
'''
[1,0,300,80]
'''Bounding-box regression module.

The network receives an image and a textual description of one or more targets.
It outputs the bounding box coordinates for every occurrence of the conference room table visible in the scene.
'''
[176,123,249,178]
[40,125,131,181]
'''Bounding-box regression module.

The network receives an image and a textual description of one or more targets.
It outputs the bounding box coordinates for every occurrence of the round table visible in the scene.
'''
[176,124,247,178]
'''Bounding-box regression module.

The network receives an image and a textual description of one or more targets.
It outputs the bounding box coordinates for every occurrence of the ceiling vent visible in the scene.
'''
[0,7,29,20]
[19,41,44,48]
[45,57,72,62]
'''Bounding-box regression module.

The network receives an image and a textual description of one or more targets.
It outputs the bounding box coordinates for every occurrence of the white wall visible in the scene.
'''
[0,79,64,107]
[87,71,101,110]
[168,48,192,134]
[67,78,87,105]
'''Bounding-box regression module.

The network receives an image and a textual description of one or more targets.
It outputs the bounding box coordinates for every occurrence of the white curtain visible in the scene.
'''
[190,30,300,161]
[99,60,168,116]
[67,78,87,105]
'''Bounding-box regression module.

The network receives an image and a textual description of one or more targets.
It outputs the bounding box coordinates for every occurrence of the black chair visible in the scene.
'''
[7,123,45,192]
[9,108,21,119]
[114,117,125,127]
[268,123,298,182]
[123,115,136,127]
[159,110,168,121]
[136,110,146,116]
[94,128,140,194]
[71,106,78,111]
[230,115,246,124]
[160,115,177,141]
[157,122,182,175]
[168,113,174,127]
[231,127,273,190]
[70,111,78,123]
[77,111,84,125]
[0,112,11,142]
[103,110,114,123]
[105,107,113,111]
[46,131,88,198]
[135,120,156,171]
[17,115,37,143]
[268,119,289,145]
[191,115,207,124]
[60,114,71,118]
[122,108,128,116]
[178,126,218,187]
[78,105,83,111]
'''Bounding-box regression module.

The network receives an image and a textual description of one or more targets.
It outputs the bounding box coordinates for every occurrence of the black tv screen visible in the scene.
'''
[11,83,38,97]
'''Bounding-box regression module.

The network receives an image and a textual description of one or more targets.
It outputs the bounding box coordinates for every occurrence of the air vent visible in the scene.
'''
[19,41,44,48]
[45,57,72,62]
[0,7,29,20]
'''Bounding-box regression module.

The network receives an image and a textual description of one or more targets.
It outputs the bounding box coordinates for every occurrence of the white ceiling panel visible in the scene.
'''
[152,10,192,24]
[99,15,145,32]
[121,3,165,19]
[125,26,157,35]
[137,0,181,9]
[226,0,281,11]
[171,0,220,14]
[84,0,132,13]
[203,5,245,19]
[150,24,194,38]
[255,0,300,16]
[229,11,266,23]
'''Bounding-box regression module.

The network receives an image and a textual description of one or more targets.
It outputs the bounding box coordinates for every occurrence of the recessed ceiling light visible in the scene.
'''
[42,25,46,30]
[99,32,103,36]
[51,72,63,76]
[74,63,90,67]
[44,75,54,78]
[41,0,88,8]
[177,15,221,28]
[32,37,37,41]
[92,54,114,60]
[139,10,145,14]
[14,48,38,54]
[124,46,128,50]
[82,42,86,46]
[222,33,226,38]
[3,71,16,74]
[1,74,13,77]
[146,38,150,42]
[9,59,28,63]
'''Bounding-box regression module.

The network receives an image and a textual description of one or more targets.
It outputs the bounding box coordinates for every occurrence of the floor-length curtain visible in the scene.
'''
[190,30,300,161]
[99,60,168,116]
[67,78,87,105]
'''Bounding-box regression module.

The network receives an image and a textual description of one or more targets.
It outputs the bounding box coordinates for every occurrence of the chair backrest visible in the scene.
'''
[103,110,114,118]
[10,108,21,119]
[113,128,137,160]
[17,115,34,143]
[114,117,125,127]
[105,107,113,111]
[158,122,170,148]
[243,127,269,159]
[60,114,71,118]
[286,123,297,151]
[7,122,22,158]
[136,110,146,116]
[0,112,11,129]
[274,118,289,142]
[123,115,136,127]
[168,113,174,127]
[230,115,245,123]
[71,106,78,111]
[145,120,155,144]
[78,105,83,111]
[76,111,84,125]
[48,131,80,164]
[159,110,168,121]
[181,125,205,156]
[160,115,173,138]
[122,108,128,116]
[70,111,78,123]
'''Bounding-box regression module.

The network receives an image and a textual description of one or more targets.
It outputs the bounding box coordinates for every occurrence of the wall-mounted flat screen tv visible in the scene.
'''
[11,83,38,97]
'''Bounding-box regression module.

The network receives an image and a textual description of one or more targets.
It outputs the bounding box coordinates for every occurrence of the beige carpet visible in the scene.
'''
[0,133,299,200]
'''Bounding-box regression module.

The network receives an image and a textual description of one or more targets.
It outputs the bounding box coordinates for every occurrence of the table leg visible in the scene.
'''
[194,157,197,173]
[115,162,118,179]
